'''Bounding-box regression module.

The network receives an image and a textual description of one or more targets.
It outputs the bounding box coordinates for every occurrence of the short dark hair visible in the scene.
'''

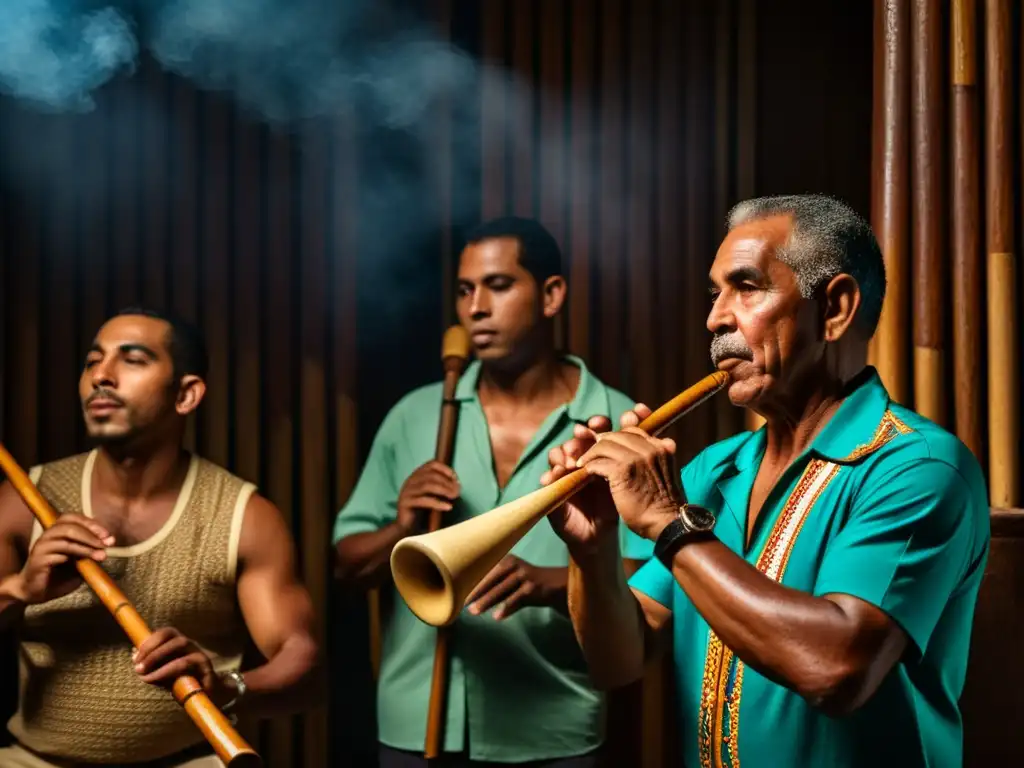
[727,194,887,336]
[111,306,209,380]
[463,216,563,285]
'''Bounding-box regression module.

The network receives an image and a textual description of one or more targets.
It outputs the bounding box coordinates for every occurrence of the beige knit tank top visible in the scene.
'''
[7,450,255,763]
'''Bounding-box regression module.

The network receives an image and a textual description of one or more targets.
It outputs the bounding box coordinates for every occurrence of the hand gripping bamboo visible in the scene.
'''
[0,442,262,768]
[390,370,730,627]
[424,325,471,760]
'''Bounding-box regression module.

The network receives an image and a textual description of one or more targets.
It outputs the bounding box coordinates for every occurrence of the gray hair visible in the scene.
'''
[726,194,887,336]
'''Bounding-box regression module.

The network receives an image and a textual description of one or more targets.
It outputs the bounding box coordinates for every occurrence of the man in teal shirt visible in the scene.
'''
[334,217,650,766]
[543,195,989,768]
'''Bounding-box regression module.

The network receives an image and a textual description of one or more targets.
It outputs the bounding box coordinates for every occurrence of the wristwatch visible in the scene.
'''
[653,504,717,567]
[220,670,247,713]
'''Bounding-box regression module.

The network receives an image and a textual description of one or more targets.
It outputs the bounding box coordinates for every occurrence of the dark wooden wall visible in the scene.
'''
[0,1,872,766]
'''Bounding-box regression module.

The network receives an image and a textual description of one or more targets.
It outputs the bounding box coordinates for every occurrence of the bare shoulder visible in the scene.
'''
[237,491,295,568]
[0,479,38,552]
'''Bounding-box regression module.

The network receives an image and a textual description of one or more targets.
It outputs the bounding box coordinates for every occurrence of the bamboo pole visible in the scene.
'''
[868,0,886,370]
[985,0,1017,506]
[911,0,945,425]
[951,0,984,463]
[876,0,911,404]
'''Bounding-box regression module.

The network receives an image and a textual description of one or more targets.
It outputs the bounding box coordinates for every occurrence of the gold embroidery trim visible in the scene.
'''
[696,458,840,768]
[838,410,912,463]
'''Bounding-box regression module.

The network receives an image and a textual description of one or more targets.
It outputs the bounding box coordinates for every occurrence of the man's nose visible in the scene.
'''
[706,296,735,335]
[470,290,491,319]
[91,360,117,389]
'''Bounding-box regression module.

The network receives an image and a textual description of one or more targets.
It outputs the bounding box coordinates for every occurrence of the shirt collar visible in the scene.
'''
[728,366,895,473]
[454,354,607,420]
[808,366,894,463]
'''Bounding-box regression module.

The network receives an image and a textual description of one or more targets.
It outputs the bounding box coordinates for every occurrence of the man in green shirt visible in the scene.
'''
[333,216,651,766]
[543,195,989,768]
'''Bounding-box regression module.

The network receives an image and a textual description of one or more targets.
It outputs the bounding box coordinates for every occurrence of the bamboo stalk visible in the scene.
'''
[985,0,1017,506]
[951,0,984,463]
[868,0,886,370]
[876,0,911,404]
[911,0,945,425]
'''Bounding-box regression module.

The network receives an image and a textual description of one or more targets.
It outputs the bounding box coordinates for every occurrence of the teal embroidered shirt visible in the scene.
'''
[629,368,990,768]
[333,355,651,761]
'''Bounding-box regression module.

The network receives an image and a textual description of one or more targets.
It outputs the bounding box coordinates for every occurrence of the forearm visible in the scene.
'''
[568,539,645,690]
[0,573,26,633]
[334,521,410,589]
[670,537,867,703]
[229,630,321,718]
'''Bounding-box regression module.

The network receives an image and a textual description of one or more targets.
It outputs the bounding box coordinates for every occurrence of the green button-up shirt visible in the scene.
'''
[333,355,650,761]
[630,367,989,768]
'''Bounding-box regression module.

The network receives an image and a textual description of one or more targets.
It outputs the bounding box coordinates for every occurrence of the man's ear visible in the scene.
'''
[175,375,206,416]
[541,275,567,318]
[822,273,862,343]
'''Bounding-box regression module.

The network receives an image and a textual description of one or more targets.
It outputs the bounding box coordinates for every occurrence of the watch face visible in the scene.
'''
[684,504,717,532]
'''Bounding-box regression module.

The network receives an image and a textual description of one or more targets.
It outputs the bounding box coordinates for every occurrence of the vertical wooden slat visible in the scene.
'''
[656,0,684,412]
[738,0,763,434]
[262,127,294,768]
[111,80,139,310]
[43,116,78,460]
[712,0,733,251]
[143,61,168,310]
[171,77,200,454]
[984,0,1017,506]
[300,124,330,768]
[628,0,656,406]
[598,0,627,390]
[911,0,945,425]
[683,0,717,460]
[539,2,566,240]
[713,0,743,441]
[480,1,507,220]
[876,0,911,406]
[0,112,7,446]
[951,0,984,462]
[868,0,886,370]
[539,0,567,350]
[568,0,595,361]
[232,113,262,485]
[736,0,757,203]
[79,104,109,377]
[199,94,230,467]
[10,108,41,464]
[435,0,455,325]
[332,115,360,597]
[510,0,536,217]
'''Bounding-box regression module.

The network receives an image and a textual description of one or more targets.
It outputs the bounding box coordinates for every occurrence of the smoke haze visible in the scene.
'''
[0,0,649,333]
[0,1,481,127]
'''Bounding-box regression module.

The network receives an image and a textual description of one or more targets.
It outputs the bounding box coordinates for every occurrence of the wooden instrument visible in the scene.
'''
[424,325,471,760]
[390,370,730,627]
[0,442,262,768]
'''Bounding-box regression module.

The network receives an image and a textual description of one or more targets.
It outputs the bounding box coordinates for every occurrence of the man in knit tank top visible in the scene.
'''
[0,308,321,767]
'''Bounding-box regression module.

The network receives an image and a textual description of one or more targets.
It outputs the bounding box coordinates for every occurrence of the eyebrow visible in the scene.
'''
[87,343,159,360]
[458,272,516,285]
[710,266,765,291]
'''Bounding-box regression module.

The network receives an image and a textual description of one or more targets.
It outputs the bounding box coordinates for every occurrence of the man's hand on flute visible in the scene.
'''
[7,514,114,605]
